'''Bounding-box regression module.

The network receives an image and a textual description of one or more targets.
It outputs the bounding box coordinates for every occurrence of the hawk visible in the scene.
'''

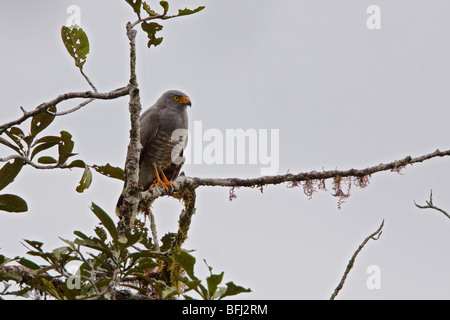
[116,90,191,215]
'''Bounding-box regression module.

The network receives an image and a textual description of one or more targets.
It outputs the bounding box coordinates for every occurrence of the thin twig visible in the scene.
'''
[50,86,128,116]
[146,207,160,251]
[330,219,384,300]
[0,154,64,170]
[79,68,98,92]
[48,98,95,116]
[129,14,165,29]
[414,190,450,220]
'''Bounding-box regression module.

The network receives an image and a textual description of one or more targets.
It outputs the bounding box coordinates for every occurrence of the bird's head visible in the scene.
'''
[160,90,192,108]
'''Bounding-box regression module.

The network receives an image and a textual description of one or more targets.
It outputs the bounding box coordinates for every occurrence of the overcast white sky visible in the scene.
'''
[1,0,450,299]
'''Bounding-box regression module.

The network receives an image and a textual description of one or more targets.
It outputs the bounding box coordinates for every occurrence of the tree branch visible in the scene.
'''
[171,187,197,252]
[49,98,95,116]
[414,190,450,220]
[330,219,384,300]
[137,148,450,205]
[117,22,143,238]
[79,68,98,93]
[189,149,450,189]
[129,14,165,29]
[0,86,129,134]
[0,154,64,170]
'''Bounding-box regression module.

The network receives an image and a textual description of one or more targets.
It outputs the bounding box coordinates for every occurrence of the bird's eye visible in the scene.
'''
[174,96,180,101]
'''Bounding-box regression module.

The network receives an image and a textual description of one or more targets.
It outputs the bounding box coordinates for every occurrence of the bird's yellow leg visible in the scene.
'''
[151,164,168,190]
[160,170,175,188]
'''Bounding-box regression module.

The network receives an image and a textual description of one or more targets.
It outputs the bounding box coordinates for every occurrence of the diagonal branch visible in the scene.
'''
[414,190,450,220]
[79,68,98,93]
[49,98,95,116]
[330,219,384,300]
[0,86,129,134]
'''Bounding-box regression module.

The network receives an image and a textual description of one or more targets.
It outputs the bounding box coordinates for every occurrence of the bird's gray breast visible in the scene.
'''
[142,107,188,169]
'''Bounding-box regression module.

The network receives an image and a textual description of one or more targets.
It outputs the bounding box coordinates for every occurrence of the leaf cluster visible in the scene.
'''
[0,106,62,212]
[125,0,205,47]
[171,251,251,300]
[0,204,250,300]
[0,105,125,212]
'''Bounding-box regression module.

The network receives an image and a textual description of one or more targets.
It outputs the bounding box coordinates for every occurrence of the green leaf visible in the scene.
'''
[206,272,224,298]
[197,282,208,299]
[32,135,62,147]
[9,127,24,139]
[90,202,118,243]
[160,232,175,252]
[37,156,57,164]
[22,135,34,148]
[73,237,109,255]
[0,137,22,154]
[125,0,142,17]
[17,258,40,270]
[121,232,142,250]
[159,1,169,15]
[30,141,59,160]
[58,237,76,250]
[40,278,63,300]
[137,258,159,271]
[76,164,92,193]
[52,246,69,260]
[0,254,13,267]
[23,239,44,252]
[219,281,251,299]
[60,131,74,152]
[0,159,24,191]
[73,230,89,240]
[177,6,205,16]
[30,106,57,138]
[61,25,90,69]
[93,164,125,181]
[128,251,168,264]
[94,226,107,242]
[0,271,22,282]
[0,194,28,213]
[67,159,86,169]
[4,128,25,151]
[143,1,156,16]
[141,22,164,48]
[172,249,196,280]
[58,131,76,165]
[161,286,179,300]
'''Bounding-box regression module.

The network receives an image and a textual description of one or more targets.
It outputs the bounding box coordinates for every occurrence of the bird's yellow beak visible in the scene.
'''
[180,96,191,107]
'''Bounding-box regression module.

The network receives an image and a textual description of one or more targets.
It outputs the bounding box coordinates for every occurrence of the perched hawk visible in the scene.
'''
[116,90,191,215]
